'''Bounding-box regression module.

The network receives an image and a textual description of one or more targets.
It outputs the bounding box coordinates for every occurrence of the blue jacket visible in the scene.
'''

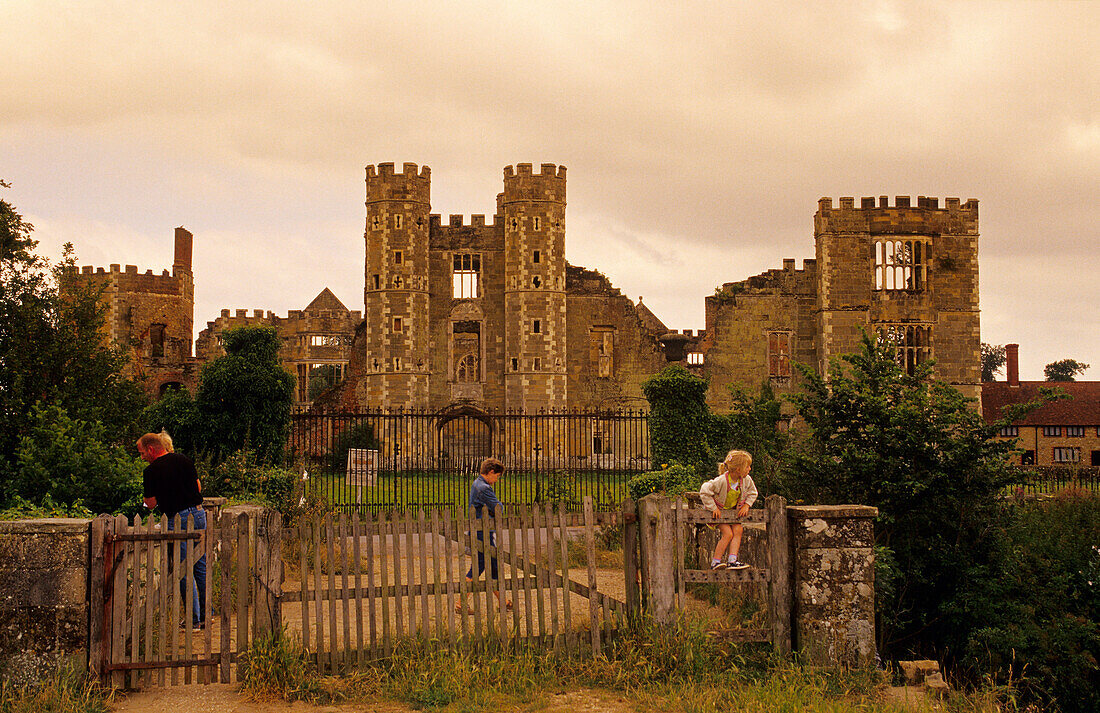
[469,476,502,519]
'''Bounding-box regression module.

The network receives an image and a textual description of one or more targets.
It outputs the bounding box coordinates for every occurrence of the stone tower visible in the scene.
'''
[502,163,568,410]
[361,162,432,408]
[814,195,981,400]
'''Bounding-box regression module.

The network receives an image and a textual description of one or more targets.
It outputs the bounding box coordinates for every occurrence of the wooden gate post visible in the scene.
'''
[637,494,675,624]
[622,499,641,620]
[254,509,283,638]
[765,495,791,655]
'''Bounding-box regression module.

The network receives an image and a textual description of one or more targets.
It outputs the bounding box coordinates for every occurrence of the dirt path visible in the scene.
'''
[110,684,637,713]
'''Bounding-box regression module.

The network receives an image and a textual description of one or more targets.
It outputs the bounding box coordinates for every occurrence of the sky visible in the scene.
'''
[1,1,1096,381]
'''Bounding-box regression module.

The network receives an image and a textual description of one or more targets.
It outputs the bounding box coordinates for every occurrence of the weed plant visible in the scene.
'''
[0,666,113,713]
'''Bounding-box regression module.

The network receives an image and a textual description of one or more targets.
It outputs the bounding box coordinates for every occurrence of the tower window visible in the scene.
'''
[874,238,930,292]
[394,214,403,229]
[393,317,403,333]
[452,253,481,299]
[149,323,166,358]
[372,215,380,230]
[768,332,791,378]
[393,357,402,370]
[533,319,541,334]
[511,357,518,371]
[532,276,541,288]
[533,250,541,264]
[687,352,704,366]
[456,353,479,383]
[533,357,541,371]
[533,216,541,230]
[879,323,932,375]
[394,250,403,265]
[373,274,380,290]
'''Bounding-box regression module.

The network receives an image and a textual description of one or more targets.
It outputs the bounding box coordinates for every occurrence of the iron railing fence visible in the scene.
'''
[1007,465,1100,496]
[288,408,651,513]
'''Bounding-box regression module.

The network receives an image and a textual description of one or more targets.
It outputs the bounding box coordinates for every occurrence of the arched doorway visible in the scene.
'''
[436,403,493,476]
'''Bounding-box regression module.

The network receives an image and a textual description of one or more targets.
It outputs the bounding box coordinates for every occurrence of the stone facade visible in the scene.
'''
[0,519,90,685]
[325,163,668,414]
[788,504,878,668]
[195,288,361,407]
[63,227,201,398]
[699,196,982,412]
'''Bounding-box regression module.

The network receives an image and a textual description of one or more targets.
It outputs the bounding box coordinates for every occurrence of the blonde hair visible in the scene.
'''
[159,429,174,453]
[718,449,752,476]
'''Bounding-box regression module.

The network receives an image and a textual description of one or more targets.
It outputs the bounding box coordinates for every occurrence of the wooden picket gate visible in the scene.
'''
[287,496,625,673]
[627,493,792,652]
[89,509,282,689]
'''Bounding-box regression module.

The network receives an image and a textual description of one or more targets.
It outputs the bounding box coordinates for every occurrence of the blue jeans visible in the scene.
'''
[466,529,498,580]
[168,506,207,626]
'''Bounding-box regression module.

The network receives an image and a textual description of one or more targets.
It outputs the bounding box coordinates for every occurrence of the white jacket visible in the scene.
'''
[699,472,758,511]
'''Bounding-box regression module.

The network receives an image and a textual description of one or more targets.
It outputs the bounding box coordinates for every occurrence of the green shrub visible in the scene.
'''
[541,470,578,507]
[627,463,697,501]
[202,450,296,510]
[8,404,143,515]
[328,421,378,474]
[0,494,93,520]
[642,365,712,479]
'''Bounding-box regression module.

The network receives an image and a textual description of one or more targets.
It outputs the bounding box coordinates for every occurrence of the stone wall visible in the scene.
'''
[0,519,90,685]
[787,504,877,668]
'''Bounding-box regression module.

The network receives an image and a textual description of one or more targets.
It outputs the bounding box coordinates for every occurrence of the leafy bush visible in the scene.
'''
[203,450,296,511]
[7,404,143,515]
[642,365,712,479]
[328,421,378,474]
[0,494,93,520]
[541,470,578,507]
[627,463,697,501]
[947,496,1100,713]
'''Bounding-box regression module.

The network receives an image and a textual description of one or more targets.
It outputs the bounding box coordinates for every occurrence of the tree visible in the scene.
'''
[980,342,1006,381]
[193,326,295,464]
[0,181,146,506]
[307,364,342,401]
[1044,358,1089,382]
[709,381,789,494]
[787,332,1035,655]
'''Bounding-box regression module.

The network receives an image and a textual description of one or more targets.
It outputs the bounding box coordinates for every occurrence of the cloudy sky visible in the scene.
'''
[2,1,1096,380]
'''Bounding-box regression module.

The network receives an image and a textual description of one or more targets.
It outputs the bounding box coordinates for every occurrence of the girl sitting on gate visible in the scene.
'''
[698,449,758,570]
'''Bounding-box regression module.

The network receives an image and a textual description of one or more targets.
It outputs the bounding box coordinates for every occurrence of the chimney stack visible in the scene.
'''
[1006,343,1020,387]
[173,227,193,274]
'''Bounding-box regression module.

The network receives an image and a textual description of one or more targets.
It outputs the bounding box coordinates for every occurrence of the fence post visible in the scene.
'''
[254,509,283,638]
[622,498,641,620]
[637,494,675,624]
[765,495,792,655]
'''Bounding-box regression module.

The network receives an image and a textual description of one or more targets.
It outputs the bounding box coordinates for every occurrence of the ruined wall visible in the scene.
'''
[64,227,199,397]
[0,519,89,685]
[703,259,817,412]
[788,504,877,668]
[195,291,360,407]
[565,265,667,410]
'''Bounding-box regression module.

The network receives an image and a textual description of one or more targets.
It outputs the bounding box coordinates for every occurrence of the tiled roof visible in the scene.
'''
[982,381,1100,426]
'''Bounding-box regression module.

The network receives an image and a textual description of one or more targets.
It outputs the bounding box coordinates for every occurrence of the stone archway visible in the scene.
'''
[436,403,493,475]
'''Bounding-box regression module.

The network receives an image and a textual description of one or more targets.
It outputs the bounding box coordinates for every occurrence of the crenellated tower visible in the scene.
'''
[502,163,568,410]
[361,162,432,408]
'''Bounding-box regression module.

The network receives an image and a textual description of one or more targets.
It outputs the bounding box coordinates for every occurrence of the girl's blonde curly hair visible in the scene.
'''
[718,449,752,475]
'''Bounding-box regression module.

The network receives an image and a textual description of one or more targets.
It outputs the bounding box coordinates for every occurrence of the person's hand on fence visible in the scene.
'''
[712,506,722,519]
[736,502,750,518]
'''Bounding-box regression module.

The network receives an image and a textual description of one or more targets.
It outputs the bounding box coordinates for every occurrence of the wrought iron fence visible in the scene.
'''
[1007,465,1100,496]
[287,408,651,512]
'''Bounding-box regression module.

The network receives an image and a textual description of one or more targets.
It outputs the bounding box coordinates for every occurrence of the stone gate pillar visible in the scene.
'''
[787,505,878,667]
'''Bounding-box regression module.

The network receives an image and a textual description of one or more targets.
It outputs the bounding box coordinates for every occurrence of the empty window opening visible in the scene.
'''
[149,323,166,358]
[768,331,791,377]
[592,328,614,378]
[687,352,704,366]
[393,250,403,265]
[456,353,479,383]
[533,216,541,230]
[393,317,403,333]
[310,334,342,347]
[306,363,344,401]
[532,276,541,288]
[1042,426,1061,437]
[452,253,481,298]
[1021,450,1035,465]
[1066,426,1085,437]
[533,250,541,264]
[533,319,541,334]
[393,357,402,371]
[511,357,518,371]
[393,275,403,288]
[1092,451,1100,466]
[533,357,541,371]
[874,238,929,291]
[372,215,380,230]
[1052,447,1080,463]
[879,324,932,375]
[373,274,381,290]
[394,214,403,229]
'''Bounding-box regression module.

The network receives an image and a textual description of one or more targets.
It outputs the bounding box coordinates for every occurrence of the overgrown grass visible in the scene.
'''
[237,620,1026,712]
[0,667,113,713]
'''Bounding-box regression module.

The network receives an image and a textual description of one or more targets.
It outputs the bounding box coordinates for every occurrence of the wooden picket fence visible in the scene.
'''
[287,497,624,674]
[91,498,625,688]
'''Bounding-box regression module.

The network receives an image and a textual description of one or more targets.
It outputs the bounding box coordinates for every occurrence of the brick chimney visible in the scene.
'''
[1006,343,1020,387]
[173,227,193,273]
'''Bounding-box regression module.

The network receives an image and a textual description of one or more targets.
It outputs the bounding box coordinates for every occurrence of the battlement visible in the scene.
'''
[502,163,567,204]
[364,162,431,204]
[817,195,978,213]
[430,213,499,229]
[73,263,179,285]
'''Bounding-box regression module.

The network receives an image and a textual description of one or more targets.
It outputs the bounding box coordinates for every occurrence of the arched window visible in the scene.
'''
[456,353,479,383]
